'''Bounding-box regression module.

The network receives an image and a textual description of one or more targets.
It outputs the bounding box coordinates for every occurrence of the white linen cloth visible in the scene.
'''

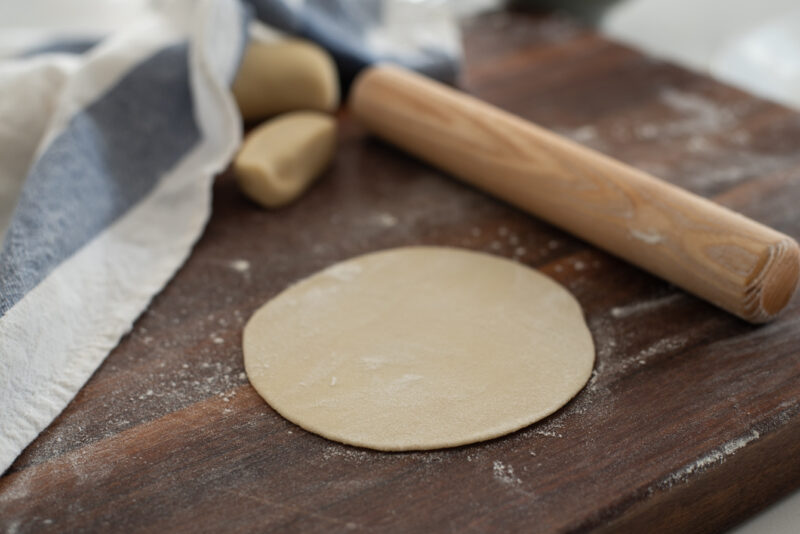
[0,0,247,473]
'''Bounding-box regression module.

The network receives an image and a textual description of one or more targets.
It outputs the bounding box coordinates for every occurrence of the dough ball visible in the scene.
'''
[232,38,339,121]
[234,111,336,208]
[243,247,595,450]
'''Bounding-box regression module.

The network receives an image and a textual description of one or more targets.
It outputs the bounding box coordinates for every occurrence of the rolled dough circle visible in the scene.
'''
[243,247,594,450]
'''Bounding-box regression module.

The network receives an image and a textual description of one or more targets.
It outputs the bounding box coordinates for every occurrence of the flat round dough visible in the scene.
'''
[243,247,594,450]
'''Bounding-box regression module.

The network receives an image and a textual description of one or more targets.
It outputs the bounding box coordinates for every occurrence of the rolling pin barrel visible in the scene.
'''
[349,65,800,323]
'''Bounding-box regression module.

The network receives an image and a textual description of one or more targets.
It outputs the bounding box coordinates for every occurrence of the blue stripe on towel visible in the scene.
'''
[20,38,100,58]
[0,43,200,316]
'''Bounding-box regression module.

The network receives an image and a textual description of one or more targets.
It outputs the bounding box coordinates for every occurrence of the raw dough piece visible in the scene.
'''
[232,38,339,121]
[243,247,595,450]
[234,111,336,208]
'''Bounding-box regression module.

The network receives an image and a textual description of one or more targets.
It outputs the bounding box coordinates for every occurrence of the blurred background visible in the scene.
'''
[2,1,798,532]
[3,0,800,111]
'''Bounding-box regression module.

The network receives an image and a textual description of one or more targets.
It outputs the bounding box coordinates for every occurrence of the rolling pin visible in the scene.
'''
[349,65,800,323]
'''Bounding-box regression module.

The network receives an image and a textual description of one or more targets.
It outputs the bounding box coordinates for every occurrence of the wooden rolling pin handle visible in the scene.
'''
[349,65,800,323]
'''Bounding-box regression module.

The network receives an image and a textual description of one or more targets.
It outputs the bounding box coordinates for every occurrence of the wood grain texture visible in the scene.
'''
[350,65,800,323]
[2,9,800,533]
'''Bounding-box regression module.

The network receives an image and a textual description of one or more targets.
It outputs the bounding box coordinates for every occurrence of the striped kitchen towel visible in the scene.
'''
[0,0,461,474]
[0,0,248,473]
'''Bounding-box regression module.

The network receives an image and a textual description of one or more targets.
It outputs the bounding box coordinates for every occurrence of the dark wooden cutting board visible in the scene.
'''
[3,9,800,533]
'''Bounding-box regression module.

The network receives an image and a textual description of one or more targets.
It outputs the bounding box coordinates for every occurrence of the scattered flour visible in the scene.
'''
[321,446,373,463]
[374,212,398,228]
[0,465,35,504]
[686,135,712,153]
[558,124,607,150]
[615,85,800,194]
[568,125,598,143]
[683,151,797,190]
[659,429,761,488]
[601,335,688,379]
[635,88,738,140]
[229,259,250,273]
[534,430,563,438]
[493,460,522,486]
[637,336,687,360]
[610,293,684,319]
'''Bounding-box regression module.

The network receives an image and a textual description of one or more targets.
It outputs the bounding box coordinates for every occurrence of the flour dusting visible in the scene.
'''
[534,430,563,438]
[637,336,687,359]
[569,125,598,143]
[604,335,688,378]
[637,88,737,140]
[374,212,398,228]
[321,446,373,463]
[684,152,795,190]
[660,429,761,488]
[610,293,684,319]
[493,460,522,486]
[229,259,250,273]
[0,465,35,504]
[558,124,607,150]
